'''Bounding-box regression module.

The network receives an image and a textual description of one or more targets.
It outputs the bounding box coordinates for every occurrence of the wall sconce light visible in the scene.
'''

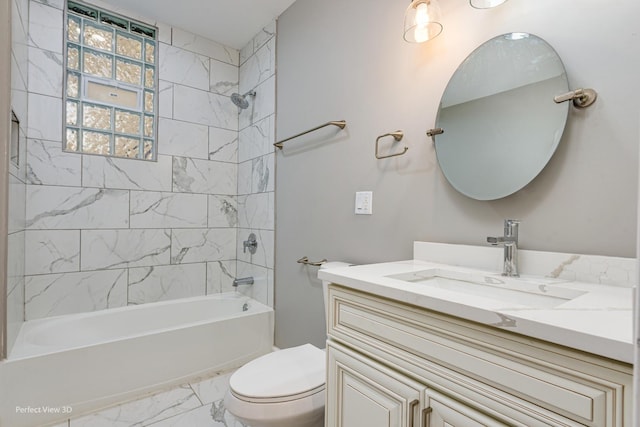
[403,0,443,43]
[469,0,508,9]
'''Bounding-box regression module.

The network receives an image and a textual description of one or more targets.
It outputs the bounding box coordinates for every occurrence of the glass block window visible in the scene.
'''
[64,1,157,160]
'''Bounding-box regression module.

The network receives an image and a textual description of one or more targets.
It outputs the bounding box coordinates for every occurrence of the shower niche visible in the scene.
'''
[10,111,19,167]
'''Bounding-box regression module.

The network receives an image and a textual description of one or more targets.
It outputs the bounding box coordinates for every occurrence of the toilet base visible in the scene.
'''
[224,389,324,427]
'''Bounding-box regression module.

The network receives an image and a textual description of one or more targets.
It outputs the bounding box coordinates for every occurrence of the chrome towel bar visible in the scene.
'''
[274,120,346,149]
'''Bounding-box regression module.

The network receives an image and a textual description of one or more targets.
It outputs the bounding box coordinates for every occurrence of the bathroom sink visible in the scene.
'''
[386,269,586,308]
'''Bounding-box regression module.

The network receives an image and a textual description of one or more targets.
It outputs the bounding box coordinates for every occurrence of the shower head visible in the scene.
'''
[231,91,256,109]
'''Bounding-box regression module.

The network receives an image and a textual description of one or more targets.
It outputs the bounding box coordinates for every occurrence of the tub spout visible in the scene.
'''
[233,277,254,287]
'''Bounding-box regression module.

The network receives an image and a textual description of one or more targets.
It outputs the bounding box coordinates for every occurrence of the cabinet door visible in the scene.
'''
[426,389,509,427]
[327,342,427,427]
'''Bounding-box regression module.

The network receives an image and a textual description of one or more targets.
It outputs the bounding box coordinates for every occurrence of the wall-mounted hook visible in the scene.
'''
[553,88,597,108]
[375,131,407,159]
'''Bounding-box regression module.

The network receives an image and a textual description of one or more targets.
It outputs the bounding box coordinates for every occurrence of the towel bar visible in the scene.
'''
[274,120,346,149]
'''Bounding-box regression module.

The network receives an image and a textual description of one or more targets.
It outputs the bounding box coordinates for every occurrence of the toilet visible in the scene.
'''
[224,262,351,427]
[224,343,326,427]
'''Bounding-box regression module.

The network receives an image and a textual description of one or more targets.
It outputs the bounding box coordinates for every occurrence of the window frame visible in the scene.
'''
[63,0,159,161]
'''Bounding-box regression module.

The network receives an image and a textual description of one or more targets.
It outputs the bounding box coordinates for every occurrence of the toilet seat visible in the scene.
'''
[229,343,326,403]
[230,383,324,403]
[225,385,325,427]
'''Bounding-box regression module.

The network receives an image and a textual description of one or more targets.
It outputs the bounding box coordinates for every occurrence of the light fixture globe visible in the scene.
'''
[403,0,443,43]
[469,0,508,9]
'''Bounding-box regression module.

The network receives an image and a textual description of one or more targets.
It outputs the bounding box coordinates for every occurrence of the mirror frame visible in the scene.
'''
[433,33,570,201]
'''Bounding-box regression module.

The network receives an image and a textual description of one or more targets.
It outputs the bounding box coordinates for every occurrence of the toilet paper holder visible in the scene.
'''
[297,256,327,267]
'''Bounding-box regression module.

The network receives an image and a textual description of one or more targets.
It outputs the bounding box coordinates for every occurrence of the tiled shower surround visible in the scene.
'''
[18,0,276,322]
[8,0,29,354]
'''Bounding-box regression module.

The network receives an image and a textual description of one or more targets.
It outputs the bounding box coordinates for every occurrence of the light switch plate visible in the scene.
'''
[355,191,373,215]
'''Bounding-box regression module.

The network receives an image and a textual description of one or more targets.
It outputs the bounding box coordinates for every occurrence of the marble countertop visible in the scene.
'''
[319,258,634,364]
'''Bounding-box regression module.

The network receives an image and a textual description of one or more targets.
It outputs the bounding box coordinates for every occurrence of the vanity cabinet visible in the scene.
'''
[328,341,508,427]
[327,342,425,427]
[325,285,633,427]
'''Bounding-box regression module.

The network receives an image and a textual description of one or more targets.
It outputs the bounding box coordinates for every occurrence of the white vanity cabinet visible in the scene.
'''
[327,341,509,427]
[327,342,426,427]
[325,285,633,427]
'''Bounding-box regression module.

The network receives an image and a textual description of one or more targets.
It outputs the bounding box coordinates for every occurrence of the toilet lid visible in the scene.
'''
[229,344,326,401]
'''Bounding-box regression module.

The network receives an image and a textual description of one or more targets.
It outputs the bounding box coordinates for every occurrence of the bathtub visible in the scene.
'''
[0,293,274,427]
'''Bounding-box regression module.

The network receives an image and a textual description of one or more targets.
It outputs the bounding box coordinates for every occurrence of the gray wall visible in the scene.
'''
[275,0,640,348]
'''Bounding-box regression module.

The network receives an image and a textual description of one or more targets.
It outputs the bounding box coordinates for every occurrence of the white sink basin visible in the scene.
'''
[387,268,586,308]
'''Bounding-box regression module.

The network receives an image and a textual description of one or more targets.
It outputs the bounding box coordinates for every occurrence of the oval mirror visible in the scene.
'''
[434,33,569,200]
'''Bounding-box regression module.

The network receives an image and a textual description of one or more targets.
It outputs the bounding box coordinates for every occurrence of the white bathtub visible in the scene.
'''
[0,293,274,427]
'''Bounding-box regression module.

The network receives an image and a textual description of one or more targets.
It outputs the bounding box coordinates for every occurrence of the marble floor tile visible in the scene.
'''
[66,370,249,427]
[189,372,234,404]
[70,384,201,427]
[147,402,247,427]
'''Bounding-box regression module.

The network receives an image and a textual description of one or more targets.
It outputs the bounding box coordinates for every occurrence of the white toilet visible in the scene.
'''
[224,262,351,427]
[224,343,326,427]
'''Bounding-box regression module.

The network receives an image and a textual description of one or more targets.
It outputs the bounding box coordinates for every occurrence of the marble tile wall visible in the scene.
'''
[21,0,277,320]
[235,22,277,308]
[7,0,29,355]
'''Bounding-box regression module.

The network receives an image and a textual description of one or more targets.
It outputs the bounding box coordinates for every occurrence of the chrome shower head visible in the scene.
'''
[231,91,256,109]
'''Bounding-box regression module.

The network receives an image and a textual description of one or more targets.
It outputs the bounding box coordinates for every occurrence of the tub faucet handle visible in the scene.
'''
[243,233,258,254]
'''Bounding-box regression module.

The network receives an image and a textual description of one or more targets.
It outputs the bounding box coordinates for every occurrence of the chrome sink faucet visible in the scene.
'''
[487,219,520,277]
